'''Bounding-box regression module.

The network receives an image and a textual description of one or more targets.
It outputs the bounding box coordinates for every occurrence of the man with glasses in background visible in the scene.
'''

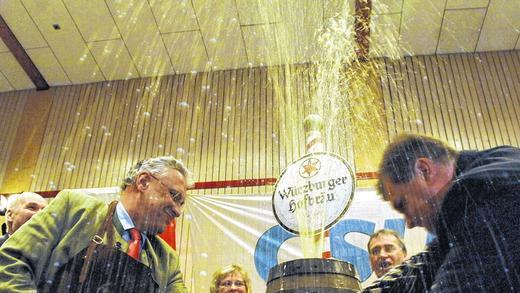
[0,156,189,292]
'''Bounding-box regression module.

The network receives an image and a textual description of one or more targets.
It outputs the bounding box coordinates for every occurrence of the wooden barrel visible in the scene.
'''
[266,258,361,293]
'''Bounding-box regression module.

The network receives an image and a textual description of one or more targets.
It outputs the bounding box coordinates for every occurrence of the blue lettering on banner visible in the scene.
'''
[254,218,429,282]
[254,225,297,281]
[330,219,375,281]
[383,218,405,237]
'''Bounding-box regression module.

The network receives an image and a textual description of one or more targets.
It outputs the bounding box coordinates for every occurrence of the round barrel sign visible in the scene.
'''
[272,152,355,235]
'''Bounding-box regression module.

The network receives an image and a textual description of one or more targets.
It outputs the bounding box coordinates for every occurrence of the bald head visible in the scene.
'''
[6,192,47,234]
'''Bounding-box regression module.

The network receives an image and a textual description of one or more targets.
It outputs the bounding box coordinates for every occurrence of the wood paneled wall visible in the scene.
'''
[381,51,520,149]
[0,50,518,193]
[20,64,353,194]
[0,90,28,188]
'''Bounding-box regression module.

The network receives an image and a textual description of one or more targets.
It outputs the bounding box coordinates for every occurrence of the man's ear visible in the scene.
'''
[135,173,151,191]
[414,158,433,181]
[5,209,13,222]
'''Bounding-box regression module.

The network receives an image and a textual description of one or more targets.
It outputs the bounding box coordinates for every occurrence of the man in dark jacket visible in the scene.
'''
[376,134,520,292]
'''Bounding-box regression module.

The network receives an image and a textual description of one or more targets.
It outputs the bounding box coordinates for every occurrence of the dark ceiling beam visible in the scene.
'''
[0,15,49,90]
[354,0,372,61]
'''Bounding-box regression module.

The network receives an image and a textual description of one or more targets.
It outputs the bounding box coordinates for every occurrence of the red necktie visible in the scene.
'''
[127,228,142,260]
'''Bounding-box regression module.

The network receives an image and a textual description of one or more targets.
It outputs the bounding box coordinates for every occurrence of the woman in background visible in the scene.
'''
[210,264,251,293]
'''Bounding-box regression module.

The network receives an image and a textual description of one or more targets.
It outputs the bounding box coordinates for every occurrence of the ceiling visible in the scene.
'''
[0,0,518,93]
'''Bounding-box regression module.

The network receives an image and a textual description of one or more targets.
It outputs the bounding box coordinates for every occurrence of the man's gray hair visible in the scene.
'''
[378,134,457,196]
[5,192,46,229]
[120,156,189,190]
[7,192,45,211]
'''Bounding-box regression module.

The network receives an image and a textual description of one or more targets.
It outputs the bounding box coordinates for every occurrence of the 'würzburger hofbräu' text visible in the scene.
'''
[277,176,349,213]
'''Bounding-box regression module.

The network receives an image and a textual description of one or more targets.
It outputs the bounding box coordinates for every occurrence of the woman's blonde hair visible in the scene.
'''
[210,264,251,293]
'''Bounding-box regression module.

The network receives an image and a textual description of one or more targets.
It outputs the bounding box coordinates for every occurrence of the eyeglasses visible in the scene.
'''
[371,244,399,256]
[148,173,185,207]
[219,280,245,288]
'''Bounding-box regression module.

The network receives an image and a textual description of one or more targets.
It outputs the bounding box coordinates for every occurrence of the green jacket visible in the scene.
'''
[0,190,188,292]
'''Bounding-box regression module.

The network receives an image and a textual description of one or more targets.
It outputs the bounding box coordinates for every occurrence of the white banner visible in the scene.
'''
[180,187,432,292]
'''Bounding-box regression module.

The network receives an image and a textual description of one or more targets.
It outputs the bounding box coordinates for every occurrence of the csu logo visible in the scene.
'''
[254,218,435,282]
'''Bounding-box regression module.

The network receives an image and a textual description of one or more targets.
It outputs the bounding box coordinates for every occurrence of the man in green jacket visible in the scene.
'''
[0,156,189,292]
